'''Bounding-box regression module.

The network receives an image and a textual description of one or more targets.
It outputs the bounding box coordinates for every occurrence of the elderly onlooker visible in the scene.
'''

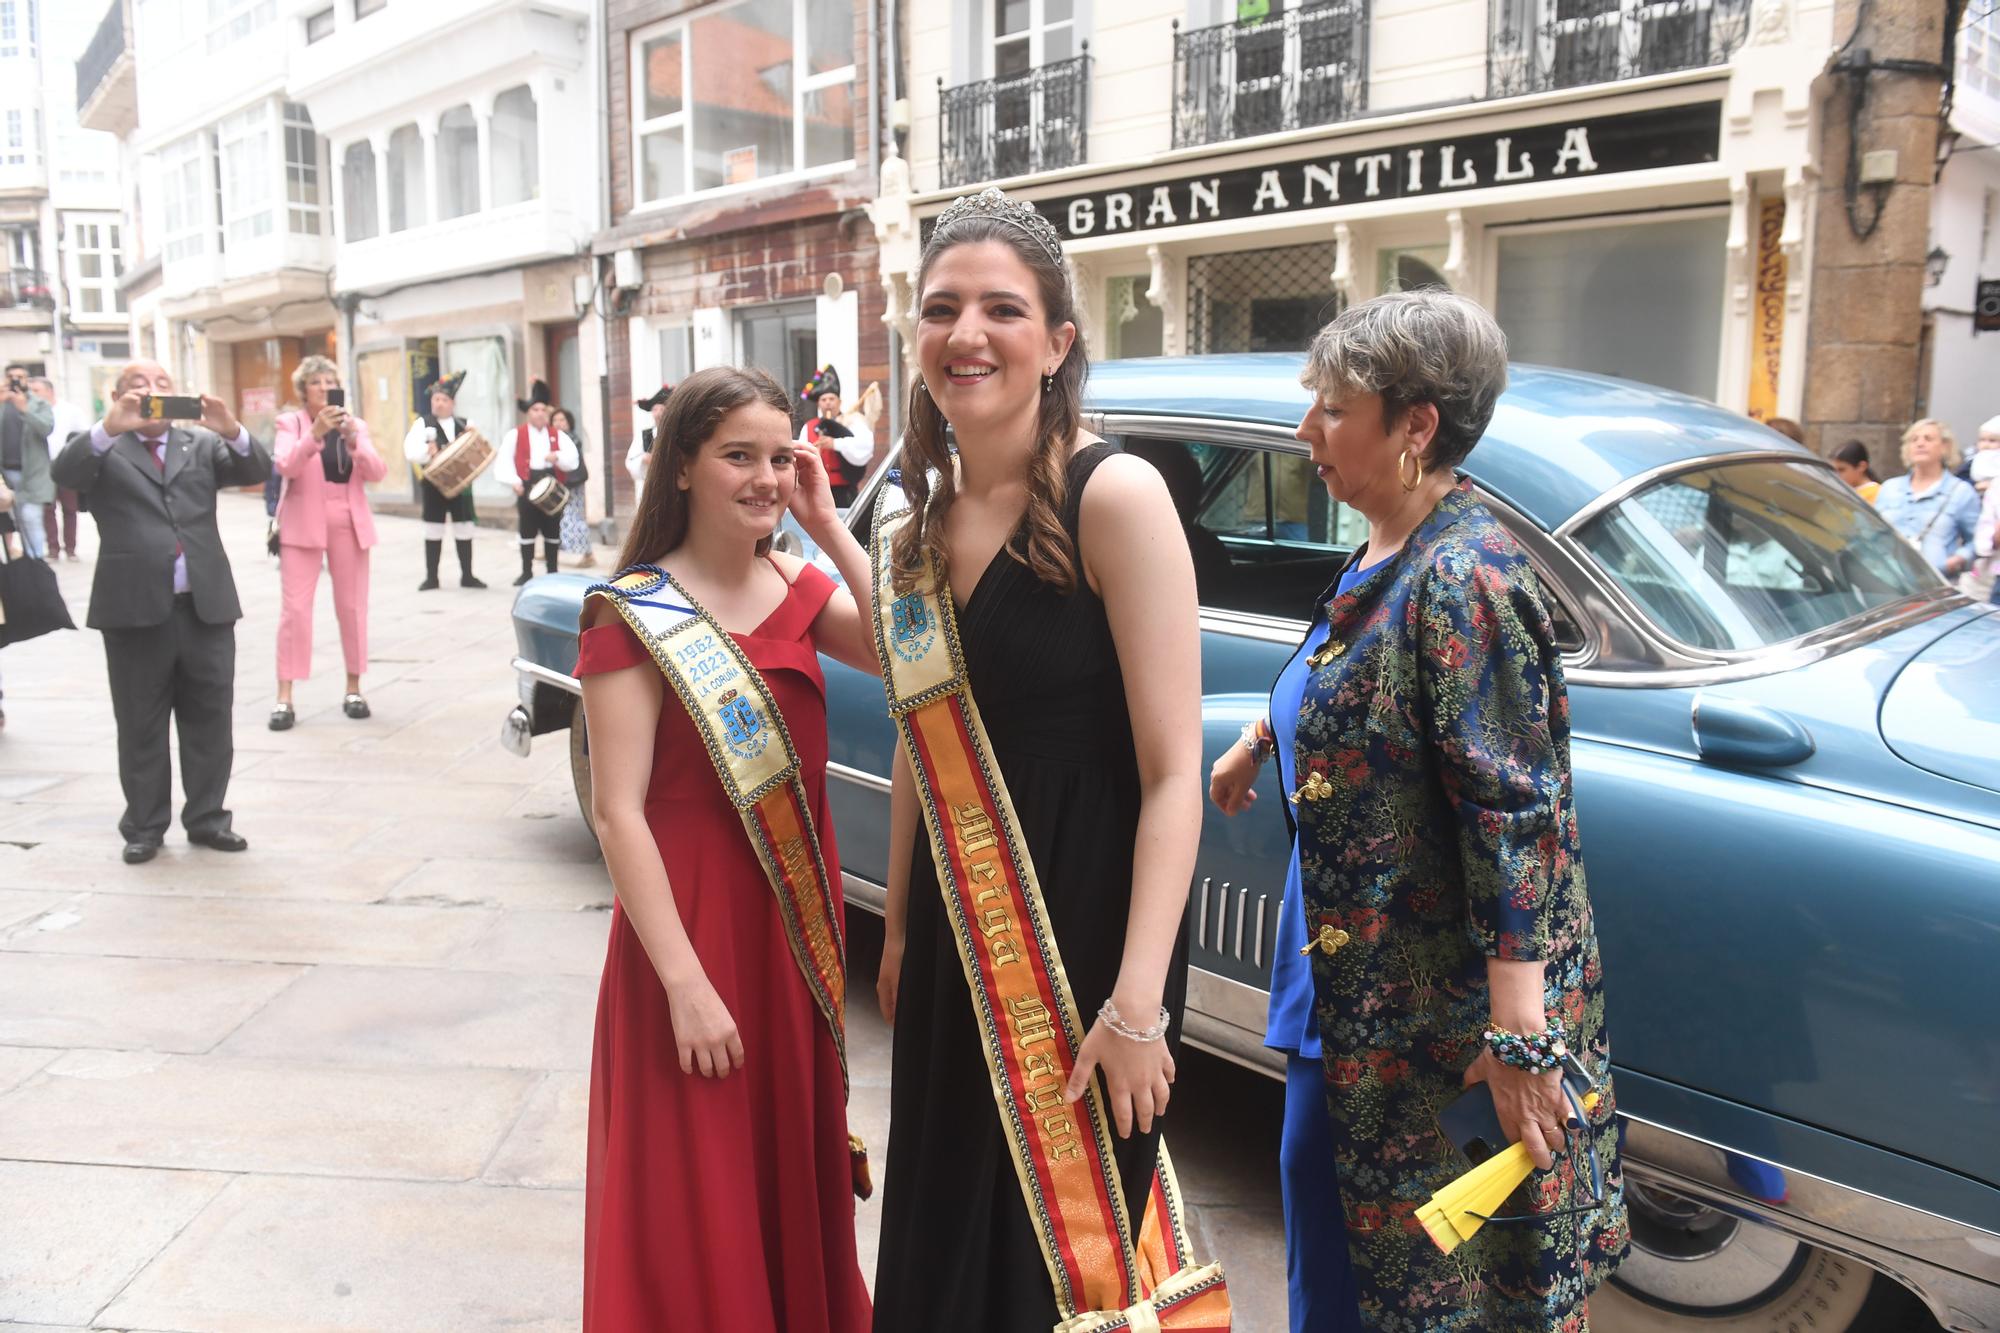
[2,361,54,560]
[270,355,387,730]
[1209,290,1625,1330]
[550,405,596,570]
[1875,419,1981,579]
[1968,415,2000,496]
[27,378,86,559]
[50,361,271,863]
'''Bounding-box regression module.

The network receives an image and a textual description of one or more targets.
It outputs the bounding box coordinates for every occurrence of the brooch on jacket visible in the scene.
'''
[1308,639,1347,670]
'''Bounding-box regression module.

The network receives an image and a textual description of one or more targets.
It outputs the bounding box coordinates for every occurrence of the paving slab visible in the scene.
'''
[0,954,304,1053]
[351,812,601,865]
[0,1045,58,1095]
[0,893,496,967]
[219,965,595,1071]
[483,1072,588,1189]
[382,855,608,911]
[100,1175,583,1333]
[450,906,611,977]
[0,1160,231,1327]
[0,841,424,903]
[0,1051,536,1181]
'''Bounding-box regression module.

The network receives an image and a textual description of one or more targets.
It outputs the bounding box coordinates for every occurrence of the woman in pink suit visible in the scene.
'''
[269,355,387,730]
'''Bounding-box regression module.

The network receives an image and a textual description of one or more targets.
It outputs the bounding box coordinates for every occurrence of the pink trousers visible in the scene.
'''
[277,494,370,682]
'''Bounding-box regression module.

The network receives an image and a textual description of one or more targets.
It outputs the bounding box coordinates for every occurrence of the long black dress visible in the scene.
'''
[873,443,1191,1332]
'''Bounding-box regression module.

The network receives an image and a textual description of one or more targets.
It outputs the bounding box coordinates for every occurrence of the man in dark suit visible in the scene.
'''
[51,360,272,864]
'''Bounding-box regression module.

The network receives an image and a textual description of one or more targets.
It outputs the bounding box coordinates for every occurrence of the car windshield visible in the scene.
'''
[1570,460,1944,652]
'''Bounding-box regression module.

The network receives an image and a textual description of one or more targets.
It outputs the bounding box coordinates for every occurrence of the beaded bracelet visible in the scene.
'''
[1238,718,1275,763]
[1483,1019,1568,1073]
[1099,997,1172,1044]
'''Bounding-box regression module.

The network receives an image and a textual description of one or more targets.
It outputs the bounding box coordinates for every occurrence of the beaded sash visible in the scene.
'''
[869,492,1229,1331]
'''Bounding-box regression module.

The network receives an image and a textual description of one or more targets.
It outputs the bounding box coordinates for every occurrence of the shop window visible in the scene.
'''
[386,123,426,232]
[630,0,857,206]
[1494,214,1727,401]
[491,85,538,206]
[737,300,818,430]
[438,104,479,220]
[218,101,276,251]
[443,335,511,496]
[342,140,377,242]
[1187,243,1342,355]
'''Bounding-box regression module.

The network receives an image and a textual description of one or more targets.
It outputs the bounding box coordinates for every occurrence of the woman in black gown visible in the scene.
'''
[871,190,1204,1330]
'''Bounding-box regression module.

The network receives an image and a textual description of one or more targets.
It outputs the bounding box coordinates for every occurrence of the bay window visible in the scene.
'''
[386,123,426,232]
[491,85,539,206]
[631,0,857,206]
[342,140,377,242]
[438,104,479,219]
[160,131,210,262]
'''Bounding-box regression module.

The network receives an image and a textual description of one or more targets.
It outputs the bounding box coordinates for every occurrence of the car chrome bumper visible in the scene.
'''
[500,705,533,758]
[504,657,582,758]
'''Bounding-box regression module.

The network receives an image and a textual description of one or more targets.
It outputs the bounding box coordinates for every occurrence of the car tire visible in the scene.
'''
[1594,1182,1936,1332]
[569,705,595,839]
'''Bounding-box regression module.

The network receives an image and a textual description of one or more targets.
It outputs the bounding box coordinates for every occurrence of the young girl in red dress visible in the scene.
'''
[574,366,878,1331]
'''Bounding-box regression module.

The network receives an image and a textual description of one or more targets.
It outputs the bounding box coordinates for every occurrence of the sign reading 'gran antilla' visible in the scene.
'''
[997,102,1721,242]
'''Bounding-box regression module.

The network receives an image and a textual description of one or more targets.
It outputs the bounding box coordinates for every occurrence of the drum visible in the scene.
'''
[528,474,570,516]
[423,427,494,499]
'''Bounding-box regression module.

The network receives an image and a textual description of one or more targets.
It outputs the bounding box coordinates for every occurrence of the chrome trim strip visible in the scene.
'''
[512,657,581,696]
[1552,448,1835,538]
[843,871,887,915]
[1619,1115,2000,1329]
[1105,414,1309,454]
[827,761,891,794]
[1233,885,1248,961]
[1253,894,1268,969]
[1196,877,1211,949]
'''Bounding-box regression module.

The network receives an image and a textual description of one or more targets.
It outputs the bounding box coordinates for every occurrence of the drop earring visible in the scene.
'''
[1042,373,1053,395]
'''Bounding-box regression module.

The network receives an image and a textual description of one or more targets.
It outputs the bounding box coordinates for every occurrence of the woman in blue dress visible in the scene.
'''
[1210,290,1626,1332]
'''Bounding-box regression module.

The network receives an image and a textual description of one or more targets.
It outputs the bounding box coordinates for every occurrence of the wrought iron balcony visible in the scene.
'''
[1172,2,1369,150]
[938,51,1091,190]
[1487,0,1751,98]
[76,0,137,137]
[0,269,54,311]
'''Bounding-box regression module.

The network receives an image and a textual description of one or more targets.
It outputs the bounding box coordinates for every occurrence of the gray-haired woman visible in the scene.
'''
[1208,290,1626,1330]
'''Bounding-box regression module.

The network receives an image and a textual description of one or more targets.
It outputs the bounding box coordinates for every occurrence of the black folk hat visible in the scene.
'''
[428,369,466,401]
[635,383,674,411]
[516,378,553,413]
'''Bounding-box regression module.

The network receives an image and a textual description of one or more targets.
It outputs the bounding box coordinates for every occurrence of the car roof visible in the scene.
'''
[1084,353,1812,531]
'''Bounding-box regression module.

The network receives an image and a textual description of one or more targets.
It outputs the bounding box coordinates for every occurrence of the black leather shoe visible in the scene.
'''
[417,576,441,591]
[188,829,249,852]
[512,571,533,586]
[123,841,160,864]
[460,573,487,589]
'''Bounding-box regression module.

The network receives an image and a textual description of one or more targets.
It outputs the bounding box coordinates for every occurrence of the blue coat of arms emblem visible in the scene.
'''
[891,592,936,662]
[717,689,769,760]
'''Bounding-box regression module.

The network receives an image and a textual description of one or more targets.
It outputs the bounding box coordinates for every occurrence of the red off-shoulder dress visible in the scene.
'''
[574,562,871,1332]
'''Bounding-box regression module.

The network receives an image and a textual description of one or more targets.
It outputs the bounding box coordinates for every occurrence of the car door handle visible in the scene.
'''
[1691,693,1815,768]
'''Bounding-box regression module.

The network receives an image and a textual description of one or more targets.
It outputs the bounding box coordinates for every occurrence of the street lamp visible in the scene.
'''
[1925,245,1951,287]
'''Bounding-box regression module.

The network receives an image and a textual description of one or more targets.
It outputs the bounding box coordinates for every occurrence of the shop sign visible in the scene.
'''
[958,102,1721,243]
[1746,196,1786,421]
[1975,279,2000,334]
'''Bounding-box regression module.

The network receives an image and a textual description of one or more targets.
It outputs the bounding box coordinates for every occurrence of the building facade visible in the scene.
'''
[1,0,57,379]
[876,0,1833,427]
[1924,5,2000,452]
[287,0,604,516]
[595,0,891,522]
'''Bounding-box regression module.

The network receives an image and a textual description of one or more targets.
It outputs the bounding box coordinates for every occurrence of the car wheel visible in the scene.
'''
[1594,1181,1932,1332]
[569,704,595,839]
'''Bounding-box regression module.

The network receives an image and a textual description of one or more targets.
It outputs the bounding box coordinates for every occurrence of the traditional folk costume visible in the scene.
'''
[402,371,485,590]
[627,384,672,493]
[869,445,1229,1333]
[574,560,871,1333]
[795,366,870,509]
[495,380,579,586]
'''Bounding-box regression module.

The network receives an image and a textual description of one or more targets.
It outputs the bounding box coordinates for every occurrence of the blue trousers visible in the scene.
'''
[1281,1054,1363,1333]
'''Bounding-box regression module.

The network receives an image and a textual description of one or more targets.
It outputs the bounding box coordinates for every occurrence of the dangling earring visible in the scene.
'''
[1398,448,1423,493]
[1042,373,1053,395]
[916,378,929,395]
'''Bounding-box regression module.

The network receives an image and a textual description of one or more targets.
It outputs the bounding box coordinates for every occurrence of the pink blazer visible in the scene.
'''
[273,408,387,550]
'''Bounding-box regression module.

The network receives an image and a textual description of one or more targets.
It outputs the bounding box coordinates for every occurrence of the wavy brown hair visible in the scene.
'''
[616,365,794,570]
[892,212,1088,594]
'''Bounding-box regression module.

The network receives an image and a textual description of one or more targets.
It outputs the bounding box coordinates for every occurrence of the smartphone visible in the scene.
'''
[1437,1083,1512,1169]
[140,394,204,422]
[326,387,346,408]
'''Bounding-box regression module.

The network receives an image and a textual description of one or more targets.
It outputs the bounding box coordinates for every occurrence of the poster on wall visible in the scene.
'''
[1746,196,1786,421]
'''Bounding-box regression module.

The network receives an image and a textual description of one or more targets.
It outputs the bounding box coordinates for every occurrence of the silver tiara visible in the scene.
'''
[932,186,1065,267]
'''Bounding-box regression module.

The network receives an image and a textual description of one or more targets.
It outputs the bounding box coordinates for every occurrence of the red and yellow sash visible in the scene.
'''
[585,565,869,1194]
[870,495,1229,1331]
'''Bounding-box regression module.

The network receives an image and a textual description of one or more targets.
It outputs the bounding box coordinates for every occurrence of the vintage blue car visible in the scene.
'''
[505,355,2000,1332]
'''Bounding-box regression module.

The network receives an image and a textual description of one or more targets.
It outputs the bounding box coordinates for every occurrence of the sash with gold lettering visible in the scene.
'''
[584,564,871,1196]
[869,492,1229,1331]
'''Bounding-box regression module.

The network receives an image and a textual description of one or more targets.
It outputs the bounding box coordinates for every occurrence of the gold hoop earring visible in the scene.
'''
[1398,448,1423,493]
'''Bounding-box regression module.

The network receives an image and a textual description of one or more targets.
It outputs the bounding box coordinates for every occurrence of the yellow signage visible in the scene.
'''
[1747,196,1786,421]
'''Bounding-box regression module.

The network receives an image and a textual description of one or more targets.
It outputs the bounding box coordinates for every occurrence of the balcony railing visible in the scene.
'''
[76,0,129,114]
[938,51,1091,189]
[1172,2,1370,150]
[1487,0,1750,98]
[0,270,54,311]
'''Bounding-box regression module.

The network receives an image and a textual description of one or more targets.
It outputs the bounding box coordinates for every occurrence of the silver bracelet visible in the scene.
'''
[1098,997,1171,1044]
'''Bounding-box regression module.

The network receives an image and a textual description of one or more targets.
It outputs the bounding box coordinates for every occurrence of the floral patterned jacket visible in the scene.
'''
[1290,479,1625,1330]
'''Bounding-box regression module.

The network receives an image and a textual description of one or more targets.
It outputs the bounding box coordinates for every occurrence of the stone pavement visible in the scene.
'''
[0,491,1286,1331]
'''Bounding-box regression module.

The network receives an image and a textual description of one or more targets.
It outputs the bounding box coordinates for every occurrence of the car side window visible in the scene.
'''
[1121,434,1358,620]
